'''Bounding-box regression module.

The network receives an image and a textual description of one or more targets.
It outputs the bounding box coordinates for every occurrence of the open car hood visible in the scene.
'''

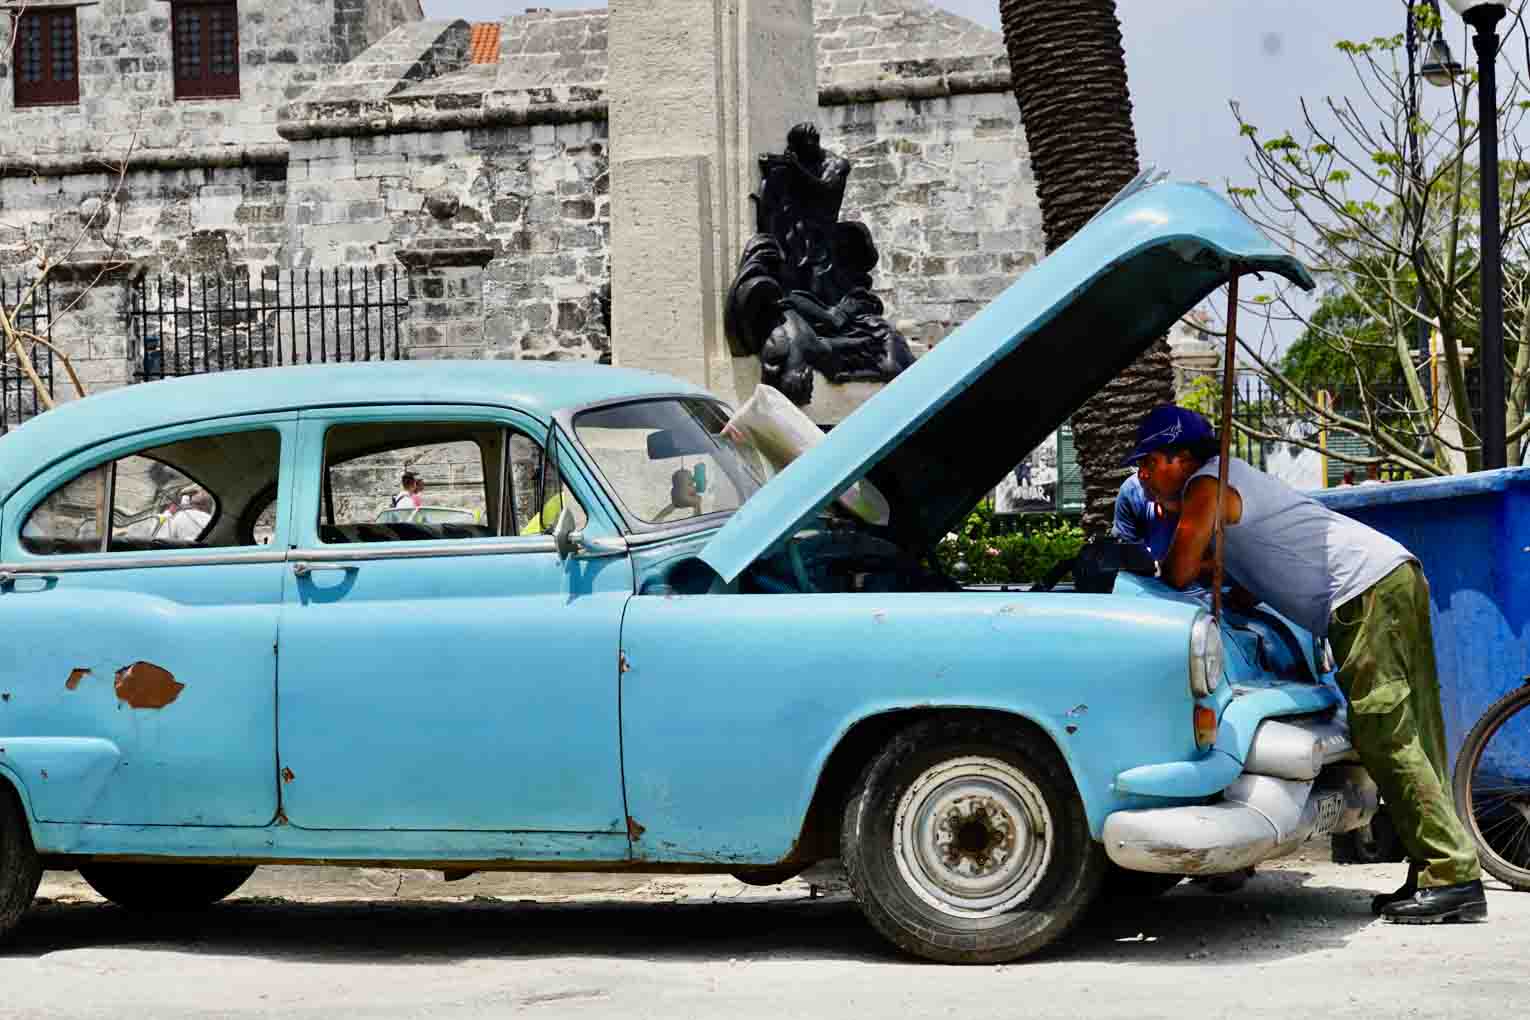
[700,181,1315,584]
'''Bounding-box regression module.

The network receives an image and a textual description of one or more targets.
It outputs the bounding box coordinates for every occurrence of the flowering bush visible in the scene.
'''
[929,505,1085,585]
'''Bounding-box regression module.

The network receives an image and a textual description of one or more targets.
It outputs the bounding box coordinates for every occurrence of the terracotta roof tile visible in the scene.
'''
[469,22,501,65]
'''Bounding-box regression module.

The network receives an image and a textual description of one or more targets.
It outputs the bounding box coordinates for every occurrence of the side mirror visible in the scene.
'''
[552,505,581,561]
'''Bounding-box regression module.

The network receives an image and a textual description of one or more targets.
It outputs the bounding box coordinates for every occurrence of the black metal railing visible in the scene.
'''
[1,276,55,436]
[131,266,410,380]
[1228,371,1481,481]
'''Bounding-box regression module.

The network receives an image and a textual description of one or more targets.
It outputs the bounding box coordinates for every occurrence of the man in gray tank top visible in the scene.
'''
[1125,405,1485,924]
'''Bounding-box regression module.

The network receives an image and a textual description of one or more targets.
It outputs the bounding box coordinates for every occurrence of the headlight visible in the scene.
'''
[1189,612,1224,697]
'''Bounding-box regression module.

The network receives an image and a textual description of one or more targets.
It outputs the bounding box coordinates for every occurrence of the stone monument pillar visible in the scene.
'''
[607,0,817,405]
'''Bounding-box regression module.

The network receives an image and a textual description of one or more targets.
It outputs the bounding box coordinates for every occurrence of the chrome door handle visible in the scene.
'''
[0,571,56,590]
[292,562,358,578]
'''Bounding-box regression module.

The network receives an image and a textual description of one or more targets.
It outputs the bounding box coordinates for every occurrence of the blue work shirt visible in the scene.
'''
[1113,475,1178,561]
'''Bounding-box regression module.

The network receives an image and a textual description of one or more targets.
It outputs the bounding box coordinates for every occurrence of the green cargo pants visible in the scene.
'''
[1327,561,1480,888]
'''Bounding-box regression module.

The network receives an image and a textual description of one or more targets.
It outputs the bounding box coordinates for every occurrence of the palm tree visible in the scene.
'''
[998,0,1175,534]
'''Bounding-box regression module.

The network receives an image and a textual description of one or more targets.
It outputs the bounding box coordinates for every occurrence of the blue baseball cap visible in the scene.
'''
[1122,406,1215,466]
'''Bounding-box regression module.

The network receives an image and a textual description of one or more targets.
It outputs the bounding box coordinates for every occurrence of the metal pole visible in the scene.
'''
[1472,17,1507,469]
[1213,267,1241,621]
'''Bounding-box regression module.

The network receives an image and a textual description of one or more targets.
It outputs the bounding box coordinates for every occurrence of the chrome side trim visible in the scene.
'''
[0,550,290,574]
[622,521,726,547]
[293,539,559,562]
[0,537,625,575]
[577,535,630,557]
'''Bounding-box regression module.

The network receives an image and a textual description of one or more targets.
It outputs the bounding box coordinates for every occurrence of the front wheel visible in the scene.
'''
[79,862,257,912]
[1452,683,1530,890]
[841,716,1104,964]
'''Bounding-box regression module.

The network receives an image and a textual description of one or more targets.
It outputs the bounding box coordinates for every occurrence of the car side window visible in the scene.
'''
[21,429,282,555]
[511,431,589,535]
[318,421,585,545]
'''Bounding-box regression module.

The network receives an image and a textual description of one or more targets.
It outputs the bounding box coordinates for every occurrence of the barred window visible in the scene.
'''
[171,1,239,99]
[12,9,80,107]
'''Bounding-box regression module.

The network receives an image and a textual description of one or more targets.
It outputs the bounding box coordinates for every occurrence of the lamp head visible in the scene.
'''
[1443,1,1509,29]
[1421,35,1465,85]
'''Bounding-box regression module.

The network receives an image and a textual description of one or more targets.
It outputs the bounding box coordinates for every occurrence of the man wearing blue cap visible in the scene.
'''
[1125,405,1485,924]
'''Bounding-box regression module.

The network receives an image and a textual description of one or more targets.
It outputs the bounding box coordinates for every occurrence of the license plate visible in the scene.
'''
[1311,791,1346,837]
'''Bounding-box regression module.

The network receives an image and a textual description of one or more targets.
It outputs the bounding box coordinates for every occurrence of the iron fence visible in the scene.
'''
[1,276,54,437]
[131,266,410,380]
[1228,370,1487,482]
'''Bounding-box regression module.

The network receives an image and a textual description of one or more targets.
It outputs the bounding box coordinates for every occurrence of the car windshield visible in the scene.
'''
[575,398,766,525]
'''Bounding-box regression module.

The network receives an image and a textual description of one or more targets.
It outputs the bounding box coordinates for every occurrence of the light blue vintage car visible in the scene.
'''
[0,182,1378,963]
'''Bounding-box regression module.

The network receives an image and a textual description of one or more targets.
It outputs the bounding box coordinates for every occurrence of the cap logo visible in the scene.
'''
[1140,420,1183,448]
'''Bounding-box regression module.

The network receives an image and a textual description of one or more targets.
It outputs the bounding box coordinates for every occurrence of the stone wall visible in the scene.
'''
[1,0,1040,408]
[0,0,421,162]
[285,117,611,362]
[0,164,290,275]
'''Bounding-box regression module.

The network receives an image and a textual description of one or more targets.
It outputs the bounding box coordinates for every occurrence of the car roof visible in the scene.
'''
[0,361,709,501]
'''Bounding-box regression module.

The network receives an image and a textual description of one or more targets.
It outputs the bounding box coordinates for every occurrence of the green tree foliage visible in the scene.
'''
[929,505,1085,585]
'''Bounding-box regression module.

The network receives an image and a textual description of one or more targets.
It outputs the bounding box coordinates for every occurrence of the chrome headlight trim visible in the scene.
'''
[1189,612,1224,697]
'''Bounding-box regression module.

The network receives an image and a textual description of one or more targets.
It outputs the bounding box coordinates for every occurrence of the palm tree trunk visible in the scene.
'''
[999,0,1175,535]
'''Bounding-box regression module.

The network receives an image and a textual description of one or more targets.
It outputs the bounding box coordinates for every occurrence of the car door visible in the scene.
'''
[275,405,633,837]
[0,415,294,826]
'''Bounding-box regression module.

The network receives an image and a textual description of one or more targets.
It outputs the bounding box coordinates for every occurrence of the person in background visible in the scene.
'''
[164,489,212,543]
[393,471,423,510]
[1129,404,1486,924]
[1112,410,1215,560]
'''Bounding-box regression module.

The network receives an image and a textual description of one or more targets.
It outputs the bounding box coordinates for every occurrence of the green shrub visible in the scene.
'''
[929,505,1085,584]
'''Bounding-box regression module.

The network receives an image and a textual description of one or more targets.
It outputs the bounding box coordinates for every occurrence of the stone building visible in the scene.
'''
[1,0,1043,410]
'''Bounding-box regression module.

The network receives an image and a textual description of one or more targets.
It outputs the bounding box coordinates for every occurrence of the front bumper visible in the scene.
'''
[1103,765,1377,875]
[1103,711,1377,876]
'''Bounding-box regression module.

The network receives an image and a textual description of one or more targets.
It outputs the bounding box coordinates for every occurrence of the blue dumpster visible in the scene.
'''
[1314,467,1530,771]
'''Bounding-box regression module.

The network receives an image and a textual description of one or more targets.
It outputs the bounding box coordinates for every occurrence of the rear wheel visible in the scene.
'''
[841,716,1104,964]
[79,862,257,912]
[1452,684,1530,890]
[0,786,43,941]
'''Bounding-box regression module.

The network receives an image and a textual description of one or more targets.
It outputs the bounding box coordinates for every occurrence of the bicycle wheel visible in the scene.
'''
[1452,683,1530,890]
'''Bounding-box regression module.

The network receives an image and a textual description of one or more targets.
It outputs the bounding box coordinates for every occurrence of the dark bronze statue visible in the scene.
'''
[724,123,914,405]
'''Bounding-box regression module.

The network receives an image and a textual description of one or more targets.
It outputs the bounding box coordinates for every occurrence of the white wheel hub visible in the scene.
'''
[892,755,1054,918]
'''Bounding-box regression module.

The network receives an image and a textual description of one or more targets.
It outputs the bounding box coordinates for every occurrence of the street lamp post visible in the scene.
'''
[1444,0,1510,469]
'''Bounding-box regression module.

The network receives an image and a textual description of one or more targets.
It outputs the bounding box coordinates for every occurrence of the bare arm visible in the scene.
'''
[1161,476,1241,589]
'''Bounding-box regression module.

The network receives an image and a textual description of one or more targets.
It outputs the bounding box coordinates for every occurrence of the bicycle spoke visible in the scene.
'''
[1471,792,1530,812]
[1502,821,1530,868]
[1474,812,1525,841]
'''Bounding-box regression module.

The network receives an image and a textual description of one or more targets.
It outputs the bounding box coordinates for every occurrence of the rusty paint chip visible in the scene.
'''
[114,661,184,709]
[65,668,92,691]
[626,815,646,840]
[281,767,296,783]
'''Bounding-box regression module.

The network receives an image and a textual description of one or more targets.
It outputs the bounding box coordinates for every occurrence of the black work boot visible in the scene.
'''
[1370,863,1420,916]
[1381,880,1489,924]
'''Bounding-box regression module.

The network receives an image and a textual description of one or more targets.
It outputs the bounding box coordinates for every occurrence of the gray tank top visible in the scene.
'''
[1188,457,1412,636]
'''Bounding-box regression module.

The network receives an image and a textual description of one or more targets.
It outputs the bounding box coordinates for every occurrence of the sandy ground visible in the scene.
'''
[2,849,1527,1019]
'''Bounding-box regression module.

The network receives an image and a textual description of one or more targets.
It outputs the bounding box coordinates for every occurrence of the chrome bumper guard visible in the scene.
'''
[1103,715,1377,876]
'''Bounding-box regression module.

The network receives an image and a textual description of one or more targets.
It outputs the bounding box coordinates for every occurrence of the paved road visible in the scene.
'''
[3,854,1527,1019]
